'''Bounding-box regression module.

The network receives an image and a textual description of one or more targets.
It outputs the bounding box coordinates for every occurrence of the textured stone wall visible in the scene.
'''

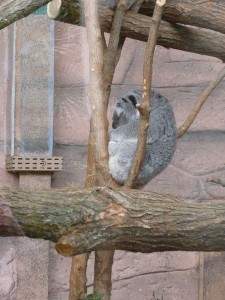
[1,19,225,300]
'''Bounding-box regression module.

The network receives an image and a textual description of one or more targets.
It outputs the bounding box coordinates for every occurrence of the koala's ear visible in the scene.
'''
[128,95,137,108]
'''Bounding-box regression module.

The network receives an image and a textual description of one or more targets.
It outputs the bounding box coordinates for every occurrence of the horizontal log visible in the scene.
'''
[1,0,225,61]
[47,1,225,62]
[47,0,80,24]
[1,187,225,256]
[140,0,225,35]
[48,0,225,35]
[0,0,52,30]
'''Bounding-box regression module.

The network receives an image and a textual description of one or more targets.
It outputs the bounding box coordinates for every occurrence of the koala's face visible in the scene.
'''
[112,92,140,129]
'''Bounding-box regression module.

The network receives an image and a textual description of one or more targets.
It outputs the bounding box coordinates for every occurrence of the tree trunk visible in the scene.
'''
[0,0,52,30]
[69,253,89,300]
[82,1,116,298]
[47,1,225,62]
[1,187,225,255]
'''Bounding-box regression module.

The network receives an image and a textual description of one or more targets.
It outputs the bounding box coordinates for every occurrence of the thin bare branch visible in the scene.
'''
[125,0,166,188]
[177,65,225,138]
[207,178,225,187]
[103,0,129,95]
[114,0,144,66]
[130,0,145,12]
[101,32,108,54]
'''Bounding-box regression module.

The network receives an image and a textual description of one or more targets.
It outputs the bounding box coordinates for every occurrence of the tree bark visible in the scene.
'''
[47,1,225,62]
[1,187,225,255]
[69,253,89,300]
[140,0,225,35]
[0,0,52,30]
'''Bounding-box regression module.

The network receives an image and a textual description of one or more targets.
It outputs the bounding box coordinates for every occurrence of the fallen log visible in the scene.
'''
[1,187,225,256]
[47,1,225,62]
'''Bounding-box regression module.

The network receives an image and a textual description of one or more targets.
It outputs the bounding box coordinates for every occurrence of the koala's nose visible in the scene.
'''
[112,113,119,129]
[112,121,117,129]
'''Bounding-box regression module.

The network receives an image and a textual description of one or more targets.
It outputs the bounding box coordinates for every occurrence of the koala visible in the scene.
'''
[108,89,177,187]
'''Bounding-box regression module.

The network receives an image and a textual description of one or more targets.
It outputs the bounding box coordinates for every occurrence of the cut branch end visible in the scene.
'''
[56,241,77,256]
[156,0,166,7]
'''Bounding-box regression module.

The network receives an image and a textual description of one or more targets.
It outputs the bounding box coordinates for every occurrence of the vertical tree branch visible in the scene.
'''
[130,0,145,12]
[125,0,166,188]
[94,250,115,300]
[70,1,110,298]
[103,0,128,96]
[114,0,145,67]
[78,1,129,299]
[71,0,145,298]
[84,0,114,187]
[177,65,225,138]
[85,121,97,188]
[69,254,90,300]
[93,1,129,299]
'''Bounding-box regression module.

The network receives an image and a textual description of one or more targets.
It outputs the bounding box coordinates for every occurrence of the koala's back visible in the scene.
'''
[109,89,177,187]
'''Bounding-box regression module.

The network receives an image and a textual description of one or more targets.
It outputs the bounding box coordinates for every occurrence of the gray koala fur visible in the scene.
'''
[108,89,177,187]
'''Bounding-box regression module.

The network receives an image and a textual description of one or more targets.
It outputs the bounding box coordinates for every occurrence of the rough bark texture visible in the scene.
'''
[47,2,225,62]
[69,253,89,300]
[1,187,225,255]
[100,8,225,62]
[140,0,225,35]
[0,0,52,30]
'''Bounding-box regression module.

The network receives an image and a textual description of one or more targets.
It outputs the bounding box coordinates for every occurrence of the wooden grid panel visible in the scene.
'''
[6,156,63,172]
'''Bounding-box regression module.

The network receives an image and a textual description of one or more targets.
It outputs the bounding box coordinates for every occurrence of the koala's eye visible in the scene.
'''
[122,97,128,103]
[116,102,122,107]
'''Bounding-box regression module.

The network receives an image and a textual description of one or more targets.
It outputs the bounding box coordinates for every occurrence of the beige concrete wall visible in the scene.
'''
[1,20,225,300]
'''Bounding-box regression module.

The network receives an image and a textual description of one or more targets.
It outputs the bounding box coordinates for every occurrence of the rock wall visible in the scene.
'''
[1,18,225,300]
